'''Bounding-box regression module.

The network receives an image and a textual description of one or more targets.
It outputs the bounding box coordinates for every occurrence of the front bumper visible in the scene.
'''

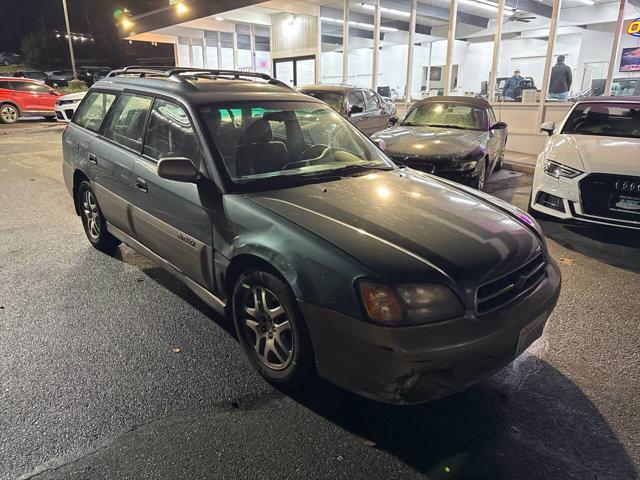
[54,103,78,122]
[529,162,640,230]
[302,259,561,404]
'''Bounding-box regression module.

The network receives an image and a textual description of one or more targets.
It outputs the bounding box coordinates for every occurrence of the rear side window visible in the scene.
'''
[143,99,202,165]
[347,90,365,108]
[0,81,9,89]
[73,91,117,132]
[9,81,51,93]
[103,94,153,153]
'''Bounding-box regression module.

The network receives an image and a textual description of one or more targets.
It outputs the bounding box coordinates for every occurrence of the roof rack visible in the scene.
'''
[106,66,292,89]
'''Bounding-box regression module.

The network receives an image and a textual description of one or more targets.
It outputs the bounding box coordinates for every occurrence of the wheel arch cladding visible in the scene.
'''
[73,170,89,215]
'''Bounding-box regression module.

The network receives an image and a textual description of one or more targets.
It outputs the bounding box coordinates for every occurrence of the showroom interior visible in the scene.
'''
[121,0,640,155]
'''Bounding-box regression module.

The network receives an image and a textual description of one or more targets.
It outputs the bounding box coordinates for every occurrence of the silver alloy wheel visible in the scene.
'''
[82,190,100,239]
[1,105,18,124]
[243,286,293,371]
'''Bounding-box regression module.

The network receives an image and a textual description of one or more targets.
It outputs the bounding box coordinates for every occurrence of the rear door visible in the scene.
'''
[132,98,215,290]
[486,107,505,170]
[92,92,153,235]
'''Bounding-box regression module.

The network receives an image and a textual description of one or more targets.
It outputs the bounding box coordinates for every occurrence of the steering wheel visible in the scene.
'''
[283,144,330,170]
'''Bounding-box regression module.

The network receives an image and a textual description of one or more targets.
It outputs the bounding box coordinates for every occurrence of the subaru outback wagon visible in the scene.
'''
[62,67,561,404]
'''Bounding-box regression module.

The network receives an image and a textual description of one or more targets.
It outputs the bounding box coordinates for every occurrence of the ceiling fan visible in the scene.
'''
[506,11,536,22]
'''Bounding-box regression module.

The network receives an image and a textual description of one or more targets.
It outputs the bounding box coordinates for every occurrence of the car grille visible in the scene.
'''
[57,99,76,106]
[579,173,640,223]
[476,253,547,315]
[387,153,436,173]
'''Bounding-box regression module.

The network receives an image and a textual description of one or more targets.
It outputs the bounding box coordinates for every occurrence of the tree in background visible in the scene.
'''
[20,24,69,69]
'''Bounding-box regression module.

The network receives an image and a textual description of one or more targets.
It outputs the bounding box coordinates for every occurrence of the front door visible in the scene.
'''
[273,56,316,87]
[132,98,216,290]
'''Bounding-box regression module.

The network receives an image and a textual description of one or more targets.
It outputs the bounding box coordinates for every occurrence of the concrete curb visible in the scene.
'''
[503,159,535,174]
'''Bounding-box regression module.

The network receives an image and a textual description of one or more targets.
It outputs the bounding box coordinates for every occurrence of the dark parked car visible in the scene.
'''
[12,70,49,83]
[297,85,397,136]
[62,67,560,404]
[0,51,21,66]
[372,96,508,190]
[77,66,111,86]
[46,70,74,88]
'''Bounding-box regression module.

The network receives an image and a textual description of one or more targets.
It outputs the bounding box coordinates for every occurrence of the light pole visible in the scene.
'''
[61,0,77,80]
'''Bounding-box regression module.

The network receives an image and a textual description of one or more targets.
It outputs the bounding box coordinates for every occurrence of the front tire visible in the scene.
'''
[472,158,487,190]
[0,104,19,124]
[77,181,121,252]
[232,269,315,389]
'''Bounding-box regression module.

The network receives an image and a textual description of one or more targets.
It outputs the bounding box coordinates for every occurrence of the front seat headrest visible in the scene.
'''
[239,118,273,145]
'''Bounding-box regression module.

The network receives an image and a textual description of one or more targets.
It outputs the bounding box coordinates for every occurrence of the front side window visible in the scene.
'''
[10,81,50,93]
[73,91,117,132]
[401,102,487,131]
[347,90,365,109]
[199,101,394,187]
[561,103,640,139]
[144,99,202,165]
[103,94,153,153]
[362,90,379,110]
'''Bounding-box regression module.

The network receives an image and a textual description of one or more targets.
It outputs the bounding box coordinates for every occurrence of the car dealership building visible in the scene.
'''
[121,0,640,155]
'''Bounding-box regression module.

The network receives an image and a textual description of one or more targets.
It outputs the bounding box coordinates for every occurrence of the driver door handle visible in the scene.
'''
[88,152,97,164]
[136,178,148,193]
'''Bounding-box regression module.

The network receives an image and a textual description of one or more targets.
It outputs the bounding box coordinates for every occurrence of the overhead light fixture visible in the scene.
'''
[359,3,411,18]
[121,18,133,29]
[175,2,188,15]
[214,16,224,21]
[320,16,398,32]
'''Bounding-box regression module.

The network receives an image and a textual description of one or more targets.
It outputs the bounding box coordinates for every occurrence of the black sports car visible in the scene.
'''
[372,96,508,190]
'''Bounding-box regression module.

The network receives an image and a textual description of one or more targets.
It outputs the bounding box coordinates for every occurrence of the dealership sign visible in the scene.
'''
[628,19,640,37]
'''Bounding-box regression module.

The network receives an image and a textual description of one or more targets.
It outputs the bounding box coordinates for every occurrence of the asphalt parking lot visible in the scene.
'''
[1,126,639,480]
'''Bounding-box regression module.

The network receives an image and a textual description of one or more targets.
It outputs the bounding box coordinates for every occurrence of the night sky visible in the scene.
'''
[0,0,166,52]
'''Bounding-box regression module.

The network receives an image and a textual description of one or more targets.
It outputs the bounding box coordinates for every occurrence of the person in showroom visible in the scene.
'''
[548,55,572,101]
[502,68,523,100]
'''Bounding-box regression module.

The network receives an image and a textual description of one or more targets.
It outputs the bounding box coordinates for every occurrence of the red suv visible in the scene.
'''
[0,77,61,124]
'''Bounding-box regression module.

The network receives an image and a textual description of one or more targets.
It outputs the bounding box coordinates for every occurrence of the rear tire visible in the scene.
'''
[0,104,19,124]
[232,269,315,390]
[76,181,121,253]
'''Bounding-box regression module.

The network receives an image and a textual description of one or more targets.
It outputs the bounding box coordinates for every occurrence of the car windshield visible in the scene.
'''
[297,90,344,113]
[199,101,394,186]
[401,102,487,131]
[561,103,640,139]
[26,72,47,80]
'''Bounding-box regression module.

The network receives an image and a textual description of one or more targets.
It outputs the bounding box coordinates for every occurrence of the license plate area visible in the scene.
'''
[608,194,640,217]
[516,311,547,356]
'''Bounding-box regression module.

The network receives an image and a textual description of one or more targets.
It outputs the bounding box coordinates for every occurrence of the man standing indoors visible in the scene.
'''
[548,55,572,101]
[502,68,523,100]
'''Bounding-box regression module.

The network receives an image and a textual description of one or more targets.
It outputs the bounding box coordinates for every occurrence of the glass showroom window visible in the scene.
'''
[450,0,499,98]
[177,36,190,67]
[495,1,554,103]
[608,2,640,97]
[254,25,271,74]
[220,32,234,69]
[347,0,374,88]
[204,31,219,69]
[237,24,252,70]
[377,6,408,100]
[320,1,345,84]
[547,0,622,101]
[191,37,204,68]
[409,1,452,101]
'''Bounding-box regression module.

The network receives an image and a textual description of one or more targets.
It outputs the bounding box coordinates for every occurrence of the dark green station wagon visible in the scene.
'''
[62,67,561,404]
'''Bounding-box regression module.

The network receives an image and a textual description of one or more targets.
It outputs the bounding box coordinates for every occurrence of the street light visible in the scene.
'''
[61,0,77,80]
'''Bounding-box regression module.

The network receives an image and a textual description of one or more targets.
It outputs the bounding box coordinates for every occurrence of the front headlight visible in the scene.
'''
[358,281,464,326]
[542,159,582,179]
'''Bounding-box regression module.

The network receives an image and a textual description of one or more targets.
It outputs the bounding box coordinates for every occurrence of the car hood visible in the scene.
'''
[58,91,87,102]
[546,134,640,175]
[246,170,541,289]
[373,126,486,159]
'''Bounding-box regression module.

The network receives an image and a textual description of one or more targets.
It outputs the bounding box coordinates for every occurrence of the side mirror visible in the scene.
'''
[157,157,201,183]
[540,121,556,136]
[348,104,364,116]
[388,115,399,126]
[490,121,507,130]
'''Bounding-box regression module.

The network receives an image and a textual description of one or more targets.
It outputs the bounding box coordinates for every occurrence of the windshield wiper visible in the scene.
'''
[323,162,394,177]
[425,123,469,130]
[400,122,423,127]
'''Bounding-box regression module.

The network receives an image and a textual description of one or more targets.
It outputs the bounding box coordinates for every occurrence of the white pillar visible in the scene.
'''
[250,24,256,71]
[316,14,322,83]
[342,0,349,84]
[443,0,458,96]
[488,0,505,102]
[605,0,628,96]
[232,23,238,70]
[537,0,562,126]
[404,0,417,104]
[371,0,381,91]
